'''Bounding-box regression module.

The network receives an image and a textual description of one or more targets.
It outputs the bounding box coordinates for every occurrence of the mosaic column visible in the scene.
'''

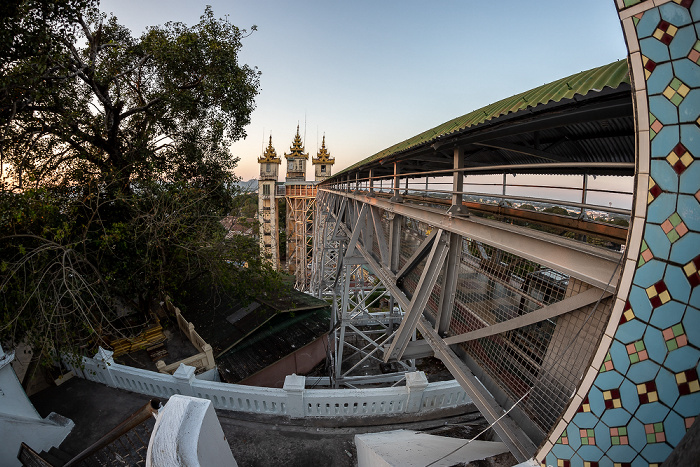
[538,1,700,466]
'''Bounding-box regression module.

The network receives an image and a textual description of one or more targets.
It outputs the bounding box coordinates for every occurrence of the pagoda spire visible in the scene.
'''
[258,135,281,164]
[285,125,308,160]
[313,135,334,165]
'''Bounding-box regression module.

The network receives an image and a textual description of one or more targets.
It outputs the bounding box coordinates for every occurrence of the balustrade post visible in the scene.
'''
[368,169,375,197]
[173,364,196,396]
[202,344,215,370]
[283,374,306,418]
[405,371,429,413]
[94,347,117,387]
[390,162,402,202]
[187,322,196,343]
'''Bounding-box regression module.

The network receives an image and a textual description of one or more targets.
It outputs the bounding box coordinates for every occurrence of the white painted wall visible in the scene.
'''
[0,345,74,467]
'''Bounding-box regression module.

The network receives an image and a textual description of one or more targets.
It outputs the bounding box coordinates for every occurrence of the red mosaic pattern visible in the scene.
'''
[619,301,635,325]
[577,395,591,413]
[666,143,694,175]
[646,280,671,308]
[683,254,700,288]
[676,368,700,395]
[637,380,659,404]
[604,388,623,409]
[653,20,678,45]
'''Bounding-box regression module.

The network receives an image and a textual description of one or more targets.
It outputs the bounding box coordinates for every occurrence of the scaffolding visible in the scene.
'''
[285,183,317,291]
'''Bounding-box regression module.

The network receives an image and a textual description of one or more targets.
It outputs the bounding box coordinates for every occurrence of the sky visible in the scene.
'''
[99,0,629,182]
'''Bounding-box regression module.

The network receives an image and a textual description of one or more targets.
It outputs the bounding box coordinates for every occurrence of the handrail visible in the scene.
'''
[63,399,160,467]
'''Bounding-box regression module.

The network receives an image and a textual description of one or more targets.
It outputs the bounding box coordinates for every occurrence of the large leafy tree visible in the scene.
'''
[0,1,275,360]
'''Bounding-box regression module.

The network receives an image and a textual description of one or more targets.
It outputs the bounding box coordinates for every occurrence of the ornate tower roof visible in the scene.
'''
[312,135,334,165]
[284,125,309,160]
[258,136,281,164]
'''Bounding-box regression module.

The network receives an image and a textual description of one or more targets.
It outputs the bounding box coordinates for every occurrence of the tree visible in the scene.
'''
[0,1,277,361]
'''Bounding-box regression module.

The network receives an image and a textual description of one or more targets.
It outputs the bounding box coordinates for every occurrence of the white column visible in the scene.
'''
[283,374,306,418]
[405,371,429,413]
[173,364,196,397]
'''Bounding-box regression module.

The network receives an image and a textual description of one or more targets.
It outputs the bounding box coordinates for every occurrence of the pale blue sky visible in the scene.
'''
[99,0,628,181]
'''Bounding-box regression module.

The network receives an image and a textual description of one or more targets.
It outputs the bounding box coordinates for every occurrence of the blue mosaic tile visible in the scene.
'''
[659,2,693,27]
[606,444,637,463]
[626,416,648,452]
[626,359,661,384]
[567,421,583,450]
[569,452,585,467]
[588,384,607,416]
[664,344,699,373]
[656,367,681,407]
[597,455,614,467]
[679,88,700,122]
[551,442,574,459]
[683,306,700,348]
[545,452,558,467]
[666,264,693,304]
[621,378,641,412]
[628,285,654,322]
[670,231,700,263]
[679,123,700,157]
[609,339,632,376]
[594,420,612,452]
[648,300,685,328]
[679,162,700,196]
[640,441,672,464]
[635,400,670,425]
[674,57,700,86]
[577,445,604,462]
[641,226,672,267]
[650,122,680,152]
[664,408,687,445]
[630,455,650,467]
[616,318,646,344]
[640,37,671,64]
[573,410,600,429]
[646,189,678,222]
[691,287,700,312]
[674,389,700,417]
[636,8,662,39]
[632,257,667,288]
[646,62,674,93]
[643,327,670,364]
[677,194,700,230]
[692,0,700,18]
[601,406,633,429]
[670,27,698,60]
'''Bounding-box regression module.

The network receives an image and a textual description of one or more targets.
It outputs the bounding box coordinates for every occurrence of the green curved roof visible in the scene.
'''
[338,60,630,175]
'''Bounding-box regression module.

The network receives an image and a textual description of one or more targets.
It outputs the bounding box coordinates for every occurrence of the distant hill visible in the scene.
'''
[234,179,258,192]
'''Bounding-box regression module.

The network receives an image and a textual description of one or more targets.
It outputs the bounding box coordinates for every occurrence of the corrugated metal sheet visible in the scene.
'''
[337,60,630,175]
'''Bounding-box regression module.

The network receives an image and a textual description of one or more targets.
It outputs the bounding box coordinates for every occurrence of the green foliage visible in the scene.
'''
[0,2,276,360]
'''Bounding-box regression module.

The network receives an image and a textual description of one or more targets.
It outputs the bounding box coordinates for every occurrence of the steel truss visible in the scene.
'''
[311,178,622,461]
[286,186,316,291]
[311,190,411,388]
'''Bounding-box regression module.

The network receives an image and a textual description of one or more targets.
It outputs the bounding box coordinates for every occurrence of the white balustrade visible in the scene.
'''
[66,348,472,419]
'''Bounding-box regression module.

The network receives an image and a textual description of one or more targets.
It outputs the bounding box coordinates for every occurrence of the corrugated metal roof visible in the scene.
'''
[337,60,630,175]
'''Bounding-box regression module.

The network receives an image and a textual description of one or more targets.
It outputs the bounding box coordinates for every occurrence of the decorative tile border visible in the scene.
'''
[538,0,700,465]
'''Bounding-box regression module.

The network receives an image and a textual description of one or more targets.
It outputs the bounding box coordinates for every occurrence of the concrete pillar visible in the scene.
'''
[283,373,306,418]
[202,344,215,370]
[405,371,429,413]
[94,347,117,387]
[173,364,196,396]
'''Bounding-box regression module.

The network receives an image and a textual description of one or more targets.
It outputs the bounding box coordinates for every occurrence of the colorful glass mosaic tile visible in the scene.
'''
[642,55,657,79]
[637,380,659,403]
[603,388,623,409]
[672,0,694,8]
[580,428,596,445]
[638,240,654,267]
[650,113,663,140]
[648,177,662,204]
[653,20,678,45]
[660,212,688,242]
[662,323,687,351]
[557,428,569,444]
[620,301,635,325]
[600,352,614,372]
[578,396,592,413]
[663,78,690,106]
[685,416,695,430]
[557,459,570,467]
[646,280,671,307]
[666,143,694,175]
[644,422,665,443]
[690,40,700,64]
[682,254,700,287]
[676,368,699,395]
[613,463,632,467]
[626,340,649,364]
[610,426,629,445]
